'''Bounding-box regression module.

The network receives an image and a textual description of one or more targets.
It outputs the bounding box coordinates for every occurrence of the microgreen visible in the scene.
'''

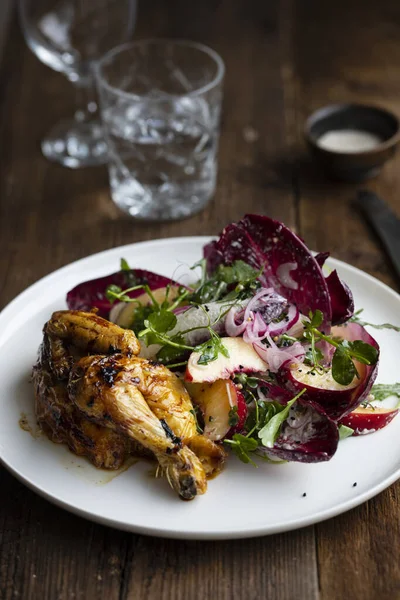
[196,332,230,365]
[350,309,400,332]
[189,259,262,304]
[258,388,306,448]
[303,310,379,386]
[370,383,400,401]
[120,258,130,271]
[338,424,354,439]
[331,345,358,385]
[228,406,239,428]
[224,388,306,465]
[224,434,259,465]
[119,257,139,286]
[105,283,159,306]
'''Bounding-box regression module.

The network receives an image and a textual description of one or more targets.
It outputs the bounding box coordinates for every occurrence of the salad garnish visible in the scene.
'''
[65,214,400,469]
[350,308,400,332]
[370,382,400,401]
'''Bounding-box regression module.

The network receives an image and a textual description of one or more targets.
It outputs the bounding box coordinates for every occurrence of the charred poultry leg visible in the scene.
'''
[68,355,207,500]
[91,354,226,478]
[34,310,225,499]
[46,310,140,356]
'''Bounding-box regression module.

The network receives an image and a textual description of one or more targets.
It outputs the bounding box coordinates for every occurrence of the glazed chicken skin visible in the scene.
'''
[68,354,207,499]
[33,333,135,469]
[33,310,225,500]
[46,310,140,358]
[89,353,226,477]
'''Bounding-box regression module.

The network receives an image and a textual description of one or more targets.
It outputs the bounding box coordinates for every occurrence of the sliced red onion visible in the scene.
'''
[243,316,267,345]
[276,262,299,290]
[243,287,276,322]
[173,305,191,316]
[254,339,305,373]
[287,314,309,338]
[225,305,247,337]
[268,304,299,336]
[253,312,267,335]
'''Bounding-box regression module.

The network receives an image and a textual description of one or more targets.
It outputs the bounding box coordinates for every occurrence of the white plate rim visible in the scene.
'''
[1,236,399,540]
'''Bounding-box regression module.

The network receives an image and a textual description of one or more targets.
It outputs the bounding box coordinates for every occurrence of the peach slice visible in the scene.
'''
[186,379,247,441]
[185,337,268,383]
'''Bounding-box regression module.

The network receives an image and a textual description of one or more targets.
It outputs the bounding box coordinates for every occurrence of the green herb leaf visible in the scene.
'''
[217,260,259,285]
[350,309,400,332]
[106,284,123,303]
[147,310,177,334]
[347,340,379,365]
[309,309,323,328]
[228,406,239,428]
[197,343,218,365]
[120,258,130,271]
[196,335,229,366]
[258,398,296,448]
[331,346,358,385]
[371,383,400,401]
[224,434,259,465]
[189,259,261,304]
[304,347,324,366]
[258,389,306,448]
[129,304,153,334]
[156,335,187,364]
[338,424,354,440]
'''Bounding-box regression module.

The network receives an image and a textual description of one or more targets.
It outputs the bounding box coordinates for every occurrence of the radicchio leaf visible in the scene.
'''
[204,215,332,328]
[240,214,332,325]
[325,270,355,325]
[314,252,330,269]
[66,269,186,318]
[257,383,338,462]
[203,223,267,279]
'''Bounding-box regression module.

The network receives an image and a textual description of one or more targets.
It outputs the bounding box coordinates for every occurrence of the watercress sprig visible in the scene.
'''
[303,310,379,385]
[189,259,262,304]
[350,309,400,332]
[370,382,400,401]
[224,388,306,465]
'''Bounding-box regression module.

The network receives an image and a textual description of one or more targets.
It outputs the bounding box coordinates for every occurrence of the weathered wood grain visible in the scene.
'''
[0,1,399,599]
[291,2,400,599]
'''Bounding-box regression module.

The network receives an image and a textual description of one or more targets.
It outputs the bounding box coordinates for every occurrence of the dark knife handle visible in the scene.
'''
[356,190,400,282]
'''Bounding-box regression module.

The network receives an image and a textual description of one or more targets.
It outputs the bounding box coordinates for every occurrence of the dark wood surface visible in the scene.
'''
[1,1,400,599]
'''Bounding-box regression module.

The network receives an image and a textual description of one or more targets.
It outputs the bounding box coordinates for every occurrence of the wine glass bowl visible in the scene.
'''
[19,0,137,168]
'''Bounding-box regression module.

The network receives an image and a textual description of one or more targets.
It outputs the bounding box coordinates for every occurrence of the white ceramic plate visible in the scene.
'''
[1,237,400,540]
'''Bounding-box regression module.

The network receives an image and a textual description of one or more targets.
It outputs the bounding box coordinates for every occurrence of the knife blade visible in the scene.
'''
[356,190,400,282]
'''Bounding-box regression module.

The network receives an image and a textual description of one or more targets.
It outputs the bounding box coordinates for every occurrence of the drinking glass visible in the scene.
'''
[95,39,225,221]
[18,0,137,168]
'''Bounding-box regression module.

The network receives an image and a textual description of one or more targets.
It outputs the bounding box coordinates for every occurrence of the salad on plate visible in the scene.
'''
[33,214,400,500]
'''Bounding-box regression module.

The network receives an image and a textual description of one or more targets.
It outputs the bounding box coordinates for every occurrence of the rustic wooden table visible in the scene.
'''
[1,1,400,599]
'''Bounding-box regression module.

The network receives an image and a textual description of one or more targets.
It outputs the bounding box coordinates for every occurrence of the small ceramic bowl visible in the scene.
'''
[304,103,400,182]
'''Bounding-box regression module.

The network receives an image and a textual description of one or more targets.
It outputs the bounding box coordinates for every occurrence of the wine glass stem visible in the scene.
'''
[74,78,100,124]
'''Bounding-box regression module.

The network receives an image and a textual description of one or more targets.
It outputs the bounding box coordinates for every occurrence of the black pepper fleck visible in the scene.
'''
[100,365,119,386]
[302,492,307,497]
[353,482,357,487]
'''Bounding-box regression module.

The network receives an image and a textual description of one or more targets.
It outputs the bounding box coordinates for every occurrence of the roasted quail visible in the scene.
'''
[33,310,225,500]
